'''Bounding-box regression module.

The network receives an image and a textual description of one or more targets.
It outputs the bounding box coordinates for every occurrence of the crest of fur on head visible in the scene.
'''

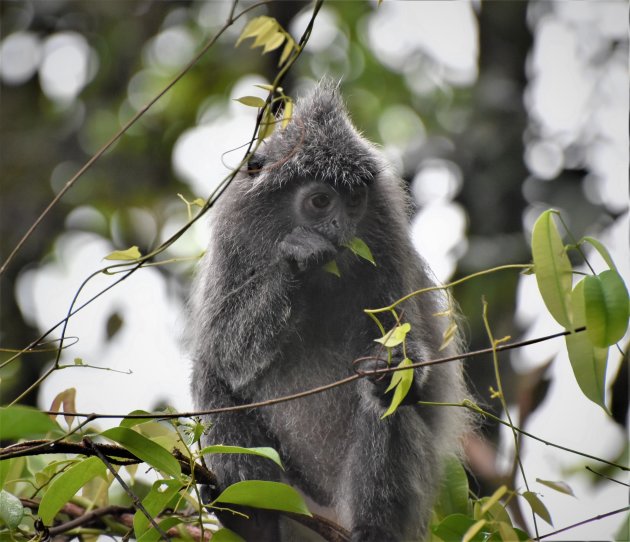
[248,79,382,190]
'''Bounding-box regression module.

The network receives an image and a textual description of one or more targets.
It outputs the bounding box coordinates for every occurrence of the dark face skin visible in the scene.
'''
[291,180,368,245]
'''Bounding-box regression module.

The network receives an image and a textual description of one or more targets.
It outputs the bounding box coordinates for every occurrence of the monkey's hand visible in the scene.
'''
[278,226,338,274]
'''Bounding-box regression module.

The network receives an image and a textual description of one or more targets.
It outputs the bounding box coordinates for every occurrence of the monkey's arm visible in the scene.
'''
[196,226,337,391]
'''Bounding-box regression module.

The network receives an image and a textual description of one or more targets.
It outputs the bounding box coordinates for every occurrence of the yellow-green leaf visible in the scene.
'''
[462,519,486,542]
[382,357,413,418]
[536,478,575,497]
[234,96,266,108]
[281,100,293,129]
[104,246,141,261]
[258,109,276,140]
[480,485,507,515]
[323,259,341,277]
[200,445,284,469]
[581,236,618,272]
[375,323,411,348]
[584,270,629,347]
[236,16,274,47]
[38,457,106,525]
[344,237,376,265]
[566,279,609,412]
[279,38,294,67]
[252,21,279,49]
[521,491,552,526]
[531,210,573,328]
[262,32,285,53]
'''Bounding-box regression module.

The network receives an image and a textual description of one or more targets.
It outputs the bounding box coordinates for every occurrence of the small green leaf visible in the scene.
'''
[252,21,279,49]
[236,16,274,47]
[200,445,283,469]
[258,108,276,140]
[137,517,183,542]
[0,490,24,530]
[382,358,413,418]
[100,427,181,478]
[433,456,470,518]
[262,32,285,53]
[521,491,552,526]
[279,38,294,67]
[119,410,154,428]
[281,100,293,129]
[566,279,609,412]
[584,270,629,347]
[581,236,618,272]
[0,406,61,440]
[38,457,106,525]
[531,210,573,328]
[234,96,266,108]
[480,485,508,515]
[323,260,341,277]
[344,237,376,265]
[615,512,630,542]
[214,481,311,516]
[536,478,575,497]
[133,479,182,538]
[104,246,141,261]
[375,322,411,348]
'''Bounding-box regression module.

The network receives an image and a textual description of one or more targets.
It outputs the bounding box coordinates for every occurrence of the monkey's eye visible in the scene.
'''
[310,193,331,209]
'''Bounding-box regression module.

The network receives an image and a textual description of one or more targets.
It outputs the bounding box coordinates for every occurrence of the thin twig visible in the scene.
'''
[83,437,171,542]
[535,506,629,540]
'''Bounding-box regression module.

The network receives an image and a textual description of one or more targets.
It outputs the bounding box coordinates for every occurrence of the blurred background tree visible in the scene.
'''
[1,1,627,539]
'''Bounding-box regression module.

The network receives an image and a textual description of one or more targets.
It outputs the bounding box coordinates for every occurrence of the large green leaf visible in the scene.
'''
[214,480,311,516]
[521,491,553,526]
[100,427,181,478]
[531,210,573,328]
[0,406,61,440]
[433,456,470,518]
[38,456,106,525]
[566,280,609,412]
[584,270,629,347]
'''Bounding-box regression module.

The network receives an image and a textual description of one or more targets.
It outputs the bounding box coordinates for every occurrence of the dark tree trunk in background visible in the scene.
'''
[452,0,532,493]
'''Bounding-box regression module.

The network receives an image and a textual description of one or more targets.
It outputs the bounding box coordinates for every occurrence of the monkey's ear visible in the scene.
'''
[247,153,265,177]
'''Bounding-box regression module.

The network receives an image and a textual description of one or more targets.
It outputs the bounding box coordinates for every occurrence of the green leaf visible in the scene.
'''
[119,410,155,428]
[323,259,341,277]
[463,519,487,542]
[278,38,294,67]
[584,270,629,347]
[344,237,376,265]
[0,406,61,440]
[252,21,279,49]
[433,456,470,518]
[281,99,293,129]
[100,427,181,478]
[262,32,285,53]
[38,457,106,525]
[375,323,411,348]
[432,514,479,541]
[0,490,24,530]
[214,481,311,516]
[531,210,573,328]
[133,479,182,538]
[615,512,630,542]
[566,279,609,412]
[521,491,552,526]
[382,358,413,418]
[258,108,276,140]
[236,16,274,47]
[581,236,618,272]
[536,478,575,497]
[137,517,182,542]
[200,445,284,469]
[212,529,246,542]
[234,96,266,108]
[480,485,507,515]
[104,245,141,261]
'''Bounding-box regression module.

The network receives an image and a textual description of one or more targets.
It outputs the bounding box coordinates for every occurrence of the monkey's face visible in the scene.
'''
[291,180,368,245]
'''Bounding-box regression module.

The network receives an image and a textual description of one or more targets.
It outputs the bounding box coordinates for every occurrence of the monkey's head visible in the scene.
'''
[242,81,385,246]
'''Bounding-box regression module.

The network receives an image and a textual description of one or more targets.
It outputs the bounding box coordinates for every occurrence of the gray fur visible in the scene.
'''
[190,81,468,542]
